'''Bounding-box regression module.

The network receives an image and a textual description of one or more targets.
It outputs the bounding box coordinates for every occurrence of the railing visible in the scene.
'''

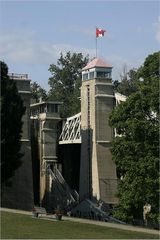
[48,167,79,206]
[72,189,79,202]
[8,73,28,80]
[53,168,77,203]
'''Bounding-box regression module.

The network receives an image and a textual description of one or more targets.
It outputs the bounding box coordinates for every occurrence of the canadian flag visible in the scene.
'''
[96,28,106,37]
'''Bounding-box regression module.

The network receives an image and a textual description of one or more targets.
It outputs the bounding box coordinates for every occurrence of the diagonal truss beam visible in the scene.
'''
[59,112,81,144]
[59,93,126,144]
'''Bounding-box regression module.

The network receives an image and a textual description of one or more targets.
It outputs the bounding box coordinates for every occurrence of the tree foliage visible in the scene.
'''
[48,51,89,118]
[109,52,159,223]
[1,61,26,186]
[30,81,47,103]
[113,65,140,96]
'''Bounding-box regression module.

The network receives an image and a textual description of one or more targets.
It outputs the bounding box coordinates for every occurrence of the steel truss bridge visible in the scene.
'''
[59,112,81,144]
[59,93,126,145]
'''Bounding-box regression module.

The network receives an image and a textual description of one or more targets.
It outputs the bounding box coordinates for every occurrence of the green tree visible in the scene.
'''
[48,51,89,118]
[1,61,26,186]
[109,52,159,223]
[30,81,47,103]
[113,65,139,96]
[112,80,120,91]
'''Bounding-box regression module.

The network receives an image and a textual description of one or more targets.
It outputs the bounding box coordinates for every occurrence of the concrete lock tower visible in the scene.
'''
[30,101,62,207]
[79,58,118,204]
[2,73,34,210]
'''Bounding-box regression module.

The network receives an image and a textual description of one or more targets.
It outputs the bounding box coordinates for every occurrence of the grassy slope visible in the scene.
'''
[1,211,159,239]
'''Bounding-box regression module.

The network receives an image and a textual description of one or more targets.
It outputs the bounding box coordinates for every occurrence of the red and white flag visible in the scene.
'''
[96,28,106,37]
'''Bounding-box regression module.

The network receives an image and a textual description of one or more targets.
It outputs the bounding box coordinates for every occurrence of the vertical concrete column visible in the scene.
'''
[2,76,34,210]
[79,58,118,204]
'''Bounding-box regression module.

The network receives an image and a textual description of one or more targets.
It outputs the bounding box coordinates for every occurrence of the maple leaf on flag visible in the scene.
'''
[96,28,106,37]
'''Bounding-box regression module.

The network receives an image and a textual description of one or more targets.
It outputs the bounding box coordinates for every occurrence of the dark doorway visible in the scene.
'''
[58,144,81,192]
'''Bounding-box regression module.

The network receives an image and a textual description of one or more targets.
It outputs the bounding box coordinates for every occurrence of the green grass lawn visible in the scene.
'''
[1,211,159,239]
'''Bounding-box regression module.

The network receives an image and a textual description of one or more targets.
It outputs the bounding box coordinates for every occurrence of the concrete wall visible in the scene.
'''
[2,77,34,210]
[2,141,34,210]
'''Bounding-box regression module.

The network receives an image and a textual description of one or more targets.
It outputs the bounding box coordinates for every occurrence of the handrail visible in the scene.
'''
[8,73,28,79]
[55,168,77,200]
[72,189,79,202]
[48,168,78,204]
[54,168,76,202]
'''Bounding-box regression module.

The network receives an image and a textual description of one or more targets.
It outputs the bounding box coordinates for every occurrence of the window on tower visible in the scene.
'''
[82,73,88,80]
[96,71,111,78]
[89,71,94,79]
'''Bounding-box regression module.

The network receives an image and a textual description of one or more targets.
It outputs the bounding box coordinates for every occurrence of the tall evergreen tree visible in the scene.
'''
[1,61,26,186]
[48,51,89,118]
[109,52,159,223]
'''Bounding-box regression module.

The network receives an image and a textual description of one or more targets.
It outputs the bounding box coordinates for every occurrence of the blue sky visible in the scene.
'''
[0,0,159,90]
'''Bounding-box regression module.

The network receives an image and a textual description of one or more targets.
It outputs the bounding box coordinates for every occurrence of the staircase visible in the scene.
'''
[70,199,126,224]
[46,166,79,212]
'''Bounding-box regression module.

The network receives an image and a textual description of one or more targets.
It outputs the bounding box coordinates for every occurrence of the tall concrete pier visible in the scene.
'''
[2,74,34,210]
[79,58,118,204]
[30,101,62,206]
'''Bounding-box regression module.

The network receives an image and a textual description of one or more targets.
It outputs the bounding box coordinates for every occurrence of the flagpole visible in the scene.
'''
[96,36,97,58]
[95,27,106,58]
[95,27,98,58]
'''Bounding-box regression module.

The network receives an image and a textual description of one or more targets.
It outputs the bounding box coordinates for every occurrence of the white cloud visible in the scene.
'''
[0,29,95,65]
[0,28,144,84]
